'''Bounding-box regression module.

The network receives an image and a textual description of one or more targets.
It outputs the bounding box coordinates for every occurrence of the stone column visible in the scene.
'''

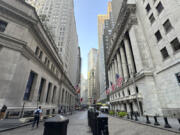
[110,66,112,84]
[117,51,124,78]
[120,46,128,81]
[133,101,138,112]
[112,63,115,84]
[124,37,135,77]
[108,69,111,86]
[129,26,143,73]
[114,56,118,76]
[32,75,41,102]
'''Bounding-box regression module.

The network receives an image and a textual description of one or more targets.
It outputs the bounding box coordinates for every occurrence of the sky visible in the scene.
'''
[74,0,109,79]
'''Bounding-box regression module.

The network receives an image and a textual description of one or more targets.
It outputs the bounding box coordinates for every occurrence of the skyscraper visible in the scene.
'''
[97,2,113,102]
[26,0,80,87]
[88,48,98,104]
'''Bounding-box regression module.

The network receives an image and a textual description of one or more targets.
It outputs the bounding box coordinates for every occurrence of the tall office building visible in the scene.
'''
[81,75,88,104]
[88,48,98,104]
[26,0,80,87]
[97,2,113,102]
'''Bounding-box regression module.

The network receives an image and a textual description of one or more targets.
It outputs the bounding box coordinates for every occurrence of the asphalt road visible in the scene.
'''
[0,111,179,135]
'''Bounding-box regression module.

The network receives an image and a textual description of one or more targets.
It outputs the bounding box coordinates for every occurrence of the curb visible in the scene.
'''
[108,115,180,134]
[0,122,33,133]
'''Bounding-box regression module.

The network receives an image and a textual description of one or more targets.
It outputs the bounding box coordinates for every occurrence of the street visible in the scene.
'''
[0,111,179,135]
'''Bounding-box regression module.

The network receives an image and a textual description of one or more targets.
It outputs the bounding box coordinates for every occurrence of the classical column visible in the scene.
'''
[129,26,143,73]
[108,69,110,85]
[124,37,135,77]
[112,63,115,84]
[114,56,119,76]
[110,66,112,84]
[120,46,128,81]
[117,50,124,78]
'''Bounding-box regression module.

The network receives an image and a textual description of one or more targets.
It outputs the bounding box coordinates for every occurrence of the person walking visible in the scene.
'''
[0,105,7,120]
[32,106,42,129]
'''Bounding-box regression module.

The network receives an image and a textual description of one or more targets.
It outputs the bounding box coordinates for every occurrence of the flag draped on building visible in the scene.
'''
[106,88,110,95]
[110,82,115,91]
[115,74,123,88]
[75,84,80,93]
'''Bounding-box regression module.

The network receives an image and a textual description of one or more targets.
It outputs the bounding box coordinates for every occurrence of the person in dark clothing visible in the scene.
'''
[0,105,7,120]
[32,106,42,129]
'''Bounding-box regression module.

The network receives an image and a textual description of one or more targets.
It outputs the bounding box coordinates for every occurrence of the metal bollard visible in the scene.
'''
[97,113,109,135]
[134,113,138,121]
[164,117,171,128]
[146,116,151,124]
[154,116,160,126]
[43,115,69,135]
[127,113,130,119]
[130,112,134,120]
[92,111,99,135]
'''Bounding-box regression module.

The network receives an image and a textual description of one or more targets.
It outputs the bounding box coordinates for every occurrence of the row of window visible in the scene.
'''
[35,46,60,77]
[160,38,180,59]
[24,71,59,104]
[0,20,8,32]
[111,87,139,101]
[144,1,180,59]
[146,1,164,15]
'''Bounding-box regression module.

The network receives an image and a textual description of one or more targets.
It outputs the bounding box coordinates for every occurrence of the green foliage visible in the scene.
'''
[118,111,127,117]
[109,110,115,115]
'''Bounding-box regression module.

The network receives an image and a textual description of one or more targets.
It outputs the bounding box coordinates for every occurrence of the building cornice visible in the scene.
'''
[0,0,77,95]
[106,0,137,68]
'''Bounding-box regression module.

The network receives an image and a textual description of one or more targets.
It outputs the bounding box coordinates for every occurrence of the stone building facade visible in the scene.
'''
[0,0,77,118]
[107,0,180,117]
[26,0,81,88]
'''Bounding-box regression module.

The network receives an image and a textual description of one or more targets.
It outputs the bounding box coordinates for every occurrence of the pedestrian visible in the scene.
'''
[0,105,7,120]
[32,106,42,129]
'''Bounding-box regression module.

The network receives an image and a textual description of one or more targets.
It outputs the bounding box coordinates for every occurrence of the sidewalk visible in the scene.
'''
[0,112,75,133]
[110,114,180,133]
[0,119,32,132]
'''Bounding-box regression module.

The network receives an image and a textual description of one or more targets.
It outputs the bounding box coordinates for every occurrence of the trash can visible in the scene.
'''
[43,115,69,135]
[97,113,109,135]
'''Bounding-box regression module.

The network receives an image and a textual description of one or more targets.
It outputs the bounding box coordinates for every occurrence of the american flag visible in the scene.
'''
[106,88,110,95]
[75,84,80,93]
[116,74,123,88]
[110,82,115,91]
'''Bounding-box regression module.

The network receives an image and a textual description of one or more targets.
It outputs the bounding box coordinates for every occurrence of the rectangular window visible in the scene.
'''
[163,19,173,33]
[46,83,52,103]
[145,4,151,13]
[175,72,180,85]
[160,47,169,59]
[24,71,37,101]
[37,78,46,102]
[35,47,40,56]
[51,86,57,103]
[156,2,164,14]
[0,20,8,32]
[149,13,155,24]
[39,51,43,60]
[170,38,180,52]
[44,57,48,64]
[155,30,162,42]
